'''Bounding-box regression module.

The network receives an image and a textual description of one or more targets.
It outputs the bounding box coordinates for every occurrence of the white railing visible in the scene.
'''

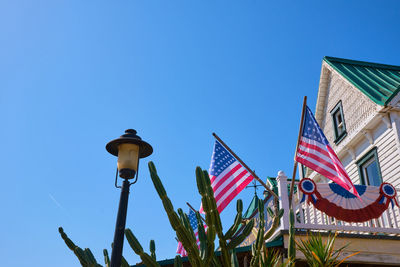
[276,171,400,235]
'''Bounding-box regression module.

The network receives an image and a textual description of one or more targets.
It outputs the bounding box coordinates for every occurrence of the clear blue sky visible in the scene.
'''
[1,1,400,266]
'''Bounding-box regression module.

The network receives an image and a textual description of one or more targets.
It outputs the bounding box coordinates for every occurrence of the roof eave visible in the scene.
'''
[314,60,332,126]
[323,57,386,106]
[384,85,400,106]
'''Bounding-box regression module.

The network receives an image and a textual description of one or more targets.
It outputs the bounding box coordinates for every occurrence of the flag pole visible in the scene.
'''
[289,96,307,207]
[186,202,206,223]
[212,133,279,201]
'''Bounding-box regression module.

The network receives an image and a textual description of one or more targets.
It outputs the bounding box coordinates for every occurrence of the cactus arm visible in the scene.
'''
[218,239,231,267]
[198,169,228,265]
[249,243,257,267]
[121,256,130,267]
[124,229,160,267]
[263,209,283,240]
[266,206,274,218]
[84,248,98,265]
[198,169,223,236]
[174,255,183,267]
[224,212,242,240]
[212,255,222,267]
[58,227,77,251]
[73,247,88,266]
[249,199,285,267]
[256,199,265,251]
[59,227,101,266]
[204,226,216,267]
[227,219,255,250]
[150,240,156,261]
[148,162,202,266]
[195,211,207,261]
[103,249,110,267]
[178,209,196,243]
[231,251,239,267]
[287,209,296,265]
[224,200,243,240]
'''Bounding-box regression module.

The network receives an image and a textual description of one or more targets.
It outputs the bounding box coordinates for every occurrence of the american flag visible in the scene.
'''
[295,106,360,198]
[201,140,254,213]
[176,209,203,256]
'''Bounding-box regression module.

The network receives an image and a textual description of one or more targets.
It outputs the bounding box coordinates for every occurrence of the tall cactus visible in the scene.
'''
[125,229,160,267]
[174,255,183,267]
[147,161,204,266]
[287,209,296,266]
[147,161,257,267]
[59,227,134,267]
[58,227,107,267]
[249,199,286,267]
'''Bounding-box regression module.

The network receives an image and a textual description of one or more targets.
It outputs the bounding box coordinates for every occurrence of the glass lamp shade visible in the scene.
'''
[106,129,153,179]
[117,143,139,179]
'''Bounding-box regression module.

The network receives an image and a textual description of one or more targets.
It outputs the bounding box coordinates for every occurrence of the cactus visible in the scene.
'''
[125,229,160,267]
[59,161,283,267]
[150,239,156,260]
[58,227,133,267]
[174,255,183,267]
[58,227,105,267]
[249,199,286,267]
[287,209,296,265]
[146,162,257,267]
[231,250,239,267]
[147,161,203,266]
[103,249,110,267]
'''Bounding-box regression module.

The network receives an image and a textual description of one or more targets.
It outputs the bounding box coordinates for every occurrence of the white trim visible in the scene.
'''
[380,113,392,129]
[387,91,400,108]
[315,63,332,127]
[362,130,374,145]
[389,111,400,162]
[345,146,356,161]
[294,223,400,234]
[276,171,290,230]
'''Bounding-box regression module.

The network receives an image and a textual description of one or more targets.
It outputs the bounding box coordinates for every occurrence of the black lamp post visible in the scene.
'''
[106,129,153,267]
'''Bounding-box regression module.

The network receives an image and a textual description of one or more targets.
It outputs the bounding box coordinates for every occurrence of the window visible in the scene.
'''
[330,101,347,143]
[357,147,382,186]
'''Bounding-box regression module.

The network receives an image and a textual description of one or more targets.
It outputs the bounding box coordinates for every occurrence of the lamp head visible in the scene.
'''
[106,129,153,179]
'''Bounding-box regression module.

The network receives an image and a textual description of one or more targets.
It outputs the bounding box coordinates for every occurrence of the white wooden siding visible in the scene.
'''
[338,121,400,188]
[318,65,380,153]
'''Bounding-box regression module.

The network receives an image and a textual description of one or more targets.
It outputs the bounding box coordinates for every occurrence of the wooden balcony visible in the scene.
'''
[271,171,400,266]
[274,171,400,235]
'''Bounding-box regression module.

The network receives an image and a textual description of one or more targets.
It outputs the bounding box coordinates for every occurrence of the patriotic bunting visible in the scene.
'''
[299,178,399,223]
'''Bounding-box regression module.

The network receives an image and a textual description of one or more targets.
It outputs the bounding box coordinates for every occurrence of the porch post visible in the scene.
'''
[277,171,290,230]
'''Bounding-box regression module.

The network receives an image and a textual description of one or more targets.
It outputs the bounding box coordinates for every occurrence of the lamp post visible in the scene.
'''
[106,129,153,267]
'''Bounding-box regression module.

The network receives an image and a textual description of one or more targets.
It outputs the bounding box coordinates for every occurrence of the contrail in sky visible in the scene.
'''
[49,193,65,210]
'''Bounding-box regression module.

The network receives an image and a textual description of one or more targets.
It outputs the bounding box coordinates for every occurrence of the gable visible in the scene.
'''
[323,56,400,106]
[314,59,381,153]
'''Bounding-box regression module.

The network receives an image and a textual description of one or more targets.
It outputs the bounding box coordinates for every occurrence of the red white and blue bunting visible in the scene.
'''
[298,178,399,223]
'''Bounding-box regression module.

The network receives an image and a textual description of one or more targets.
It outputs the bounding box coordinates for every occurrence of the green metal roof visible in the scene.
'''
[242,194,260,219]
[323,56,400,106]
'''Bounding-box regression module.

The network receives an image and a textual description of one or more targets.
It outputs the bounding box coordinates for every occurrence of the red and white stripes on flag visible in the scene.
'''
[200,140,254,213]
[176,241,187,257]
[295,106,360,199]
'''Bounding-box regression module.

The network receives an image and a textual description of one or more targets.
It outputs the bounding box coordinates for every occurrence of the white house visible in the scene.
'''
[311,56,400,189]
[256,57,400,266]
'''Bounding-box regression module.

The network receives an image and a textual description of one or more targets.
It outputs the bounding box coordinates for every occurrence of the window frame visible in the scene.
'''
[356,147,382,186]
[330,101,347,144]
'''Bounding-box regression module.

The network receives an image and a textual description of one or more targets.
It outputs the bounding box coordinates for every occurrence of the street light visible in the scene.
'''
[106,129,153,267]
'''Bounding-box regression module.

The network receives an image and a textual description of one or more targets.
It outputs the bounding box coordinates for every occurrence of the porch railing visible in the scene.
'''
[275,171,400,235]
